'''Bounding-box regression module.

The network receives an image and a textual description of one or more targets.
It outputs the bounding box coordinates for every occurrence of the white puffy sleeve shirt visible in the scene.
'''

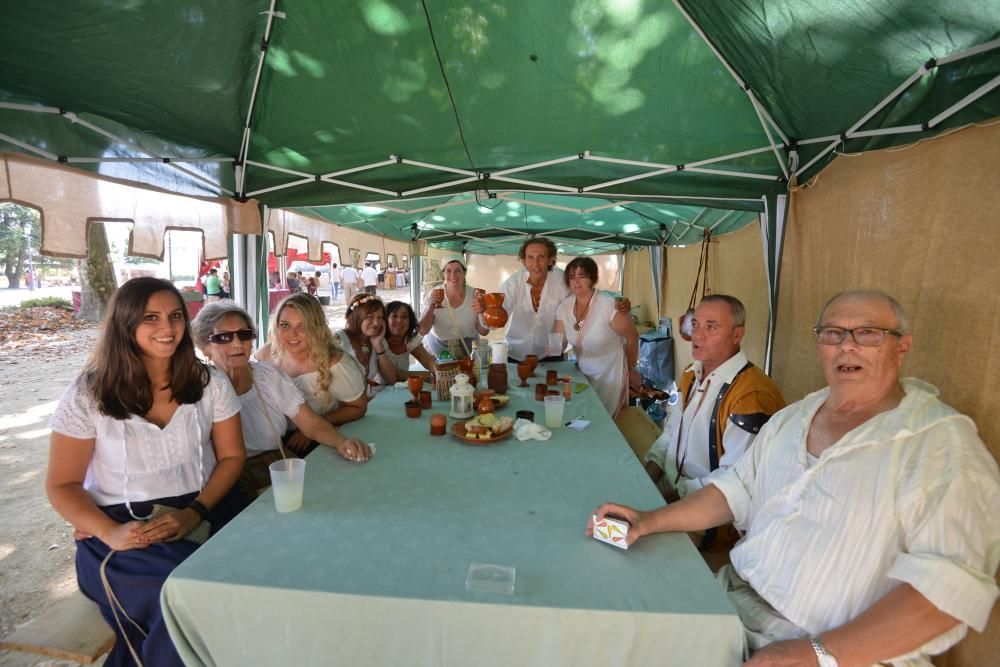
[49,367,241,507]
[239,361,306,456]
[710,378,1000,661]
[500,269,569,361]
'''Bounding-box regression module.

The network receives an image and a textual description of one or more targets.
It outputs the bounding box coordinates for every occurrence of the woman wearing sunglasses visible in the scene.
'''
[45,277,247,666]
[256,293,368,452]
[192,301,372,503]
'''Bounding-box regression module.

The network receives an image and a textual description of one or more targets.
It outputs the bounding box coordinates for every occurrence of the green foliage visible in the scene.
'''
[19,296,73,310]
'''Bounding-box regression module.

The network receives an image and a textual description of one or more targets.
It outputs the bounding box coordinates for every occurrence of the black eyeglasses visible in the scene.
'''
[812,326,902,347]
[207,329,256,345]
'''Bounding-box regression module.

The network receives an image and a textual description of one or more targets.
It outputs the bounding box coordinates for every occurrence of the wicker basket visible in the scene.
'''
[436,361,461,401]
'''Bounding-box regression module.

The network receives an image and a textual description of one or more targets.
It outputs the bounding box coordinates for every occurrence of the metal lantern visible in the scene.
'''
[449,373,475,418]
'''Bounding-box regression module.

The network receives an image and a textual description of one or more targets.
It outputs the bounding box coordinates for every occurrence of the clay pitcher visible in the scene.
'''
[482,293,509,328]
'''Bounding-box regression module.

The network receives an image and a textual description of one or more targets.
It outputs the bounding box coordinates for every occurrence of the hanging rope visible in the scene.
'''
[679,230,712,341]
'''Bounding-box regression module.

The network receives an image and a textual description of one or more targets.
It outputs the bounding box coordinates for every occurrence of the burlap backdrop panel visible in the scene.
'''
[662,221,770,378]
[773,122,1000,463]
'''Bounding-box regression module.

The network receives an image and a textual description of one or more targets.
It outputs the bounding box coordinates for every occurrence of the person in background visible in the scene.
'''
[590,289,1000,666]
[256,293,367,452]
[384,300,436,377]
[552,257,640,418]
[335,294,400,398]
[286,271,300,293]
[361,262,379,295]
[330,262,342,302]
[483,237,630,363]
[306,271,319,296]
[205,268,223,303]
[46,277,246,666]
[192,302,371,503]
[418,253,489,359]
[341,264,360,303]
[220,271,231,300]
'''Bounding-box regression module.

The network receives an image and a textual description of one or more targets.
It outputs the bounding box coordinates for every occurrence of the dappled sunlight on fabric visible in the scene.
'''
[362,0,412,36]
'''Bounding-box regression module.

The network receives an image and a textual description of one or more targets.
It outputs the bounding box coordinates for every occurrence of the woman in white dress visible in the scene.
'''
[256,293,367,452]
[385,300,436,377]
[417,253,488,359]
[46,277,246,666]
[553,257,641,418]
[334,294,401,398]
[192,302,372,502]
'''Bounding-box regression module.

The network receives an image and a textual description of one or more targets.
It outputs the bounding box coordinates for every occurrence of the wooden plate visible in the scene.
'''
[451,420,515,444]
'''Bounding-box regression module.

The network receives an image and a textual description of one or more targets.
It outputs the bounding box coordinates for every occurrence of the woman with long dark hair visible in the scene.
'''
[384,300,436,377]
[46,277,246,666]
[334,294,399,398]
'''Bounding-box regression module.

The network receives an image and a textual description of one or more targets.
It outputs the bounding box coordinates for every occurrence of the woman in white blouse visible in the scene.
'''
[417,253,488,359]
[384,300,436,377]
[334,294,399,398]
[192,302,372,502]
[256,293,367,452]
[46,277,246,666]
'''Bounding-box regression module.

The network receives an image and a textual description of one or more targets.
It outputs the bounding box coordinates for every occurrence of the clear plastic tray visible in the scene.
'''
[465,562,516,595]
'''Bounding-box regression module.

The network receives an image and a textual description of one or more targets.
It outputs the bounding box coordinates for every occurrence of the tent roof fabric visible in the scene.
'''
[0,1,996,253]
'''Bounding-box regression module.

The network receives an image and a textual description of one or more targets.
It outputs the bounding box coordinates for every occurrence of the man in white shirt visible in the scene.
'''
[361,262,379,295]
[482,237,629,363]
[329,262,341,302]
[340,264,360,304]
[644,295,784,557]
[591,289,1000,666]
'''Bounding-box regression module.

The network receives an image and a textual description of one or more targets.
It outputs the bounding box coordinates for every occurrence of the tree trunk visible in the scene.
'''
[77,223,117,322]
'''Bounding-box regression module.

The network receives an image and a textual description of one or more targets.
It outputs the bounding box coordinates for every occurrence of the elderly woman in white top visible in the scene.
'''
[192,301,372,502]
[256,293,368,452]
[418,253,488,359]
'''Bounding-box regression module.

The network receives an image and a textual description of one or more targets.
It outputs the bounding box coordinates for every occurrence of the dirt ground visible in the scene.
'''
[0,288,410,666]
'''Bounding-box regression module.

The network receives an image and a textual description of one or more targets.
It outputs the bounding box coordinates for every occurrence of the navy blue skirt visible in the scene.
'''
[76,491,241,667]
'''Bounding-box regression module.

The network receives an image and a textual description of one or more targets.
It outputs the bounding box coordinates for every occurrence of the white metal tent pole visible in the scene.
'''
[926,73,1000,128]
[236,0,282,197]
[60,111,233,195]
[0,132,58,160]
[672,0,790,146]
[64,156,234,163]
[648,244,663,322]
[410,255,424,311]
[761,194,788,375]
[748,94,791,179]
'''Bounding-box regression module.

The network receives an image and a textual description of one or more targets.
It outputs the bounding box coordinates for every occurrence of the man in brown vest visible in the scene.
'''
[644,295,785,555]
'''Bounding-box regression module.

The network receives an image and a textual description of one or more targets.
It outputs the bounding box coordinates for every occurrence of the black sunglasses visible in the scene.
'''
[207,329,257,345]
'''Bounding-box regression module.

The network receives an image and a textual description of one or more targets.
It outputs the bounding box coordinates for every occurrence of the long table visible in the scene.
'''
[162,362,745,666]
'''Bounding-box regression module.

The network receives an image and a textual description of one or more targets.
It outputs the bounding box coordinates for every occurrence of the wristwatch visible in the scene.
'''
[810,637,839,667]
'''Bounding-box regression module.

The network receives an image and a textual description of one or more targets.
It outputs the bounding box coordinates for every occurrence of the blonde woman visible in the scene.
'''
[256,293,367,452]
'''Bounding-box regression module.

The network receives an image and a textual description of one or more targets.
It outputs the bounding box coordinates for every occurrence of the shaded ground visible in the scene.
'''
[0,287,411,665]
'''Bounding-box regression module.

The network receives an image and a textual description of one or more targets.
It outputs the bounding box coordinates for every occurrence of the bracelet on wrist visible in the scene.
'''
[188,499,209,520]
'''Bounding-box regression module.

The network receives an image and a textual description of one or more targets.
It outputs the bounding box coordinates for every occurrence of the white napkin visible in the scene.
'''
[514,418,552,442]
[566,419,591,431]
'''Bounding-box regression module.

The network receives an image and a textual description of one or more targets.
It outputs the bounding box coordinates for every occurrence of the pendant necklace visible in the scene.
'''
[573,293,594,331]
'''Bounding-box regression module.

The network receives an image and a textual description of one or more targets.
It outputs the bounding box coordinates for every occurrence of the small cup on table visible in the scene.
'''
[543,395,566,429]
[429,413,447,436]
[534,383,547,401]
[419,390,433,409]
[268,459,306,513]
[405,401,422,418]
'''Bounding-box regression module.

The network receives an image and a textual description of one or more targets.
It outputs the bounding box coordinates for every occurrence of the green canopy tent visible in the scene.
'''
[1,0,997,365]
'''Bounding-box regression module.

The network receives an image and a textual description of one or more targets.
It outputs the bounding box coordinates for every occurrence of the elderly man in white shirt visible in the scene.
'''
[591,289,1000,666]
[340,264,360,304]
[360,262,379,295]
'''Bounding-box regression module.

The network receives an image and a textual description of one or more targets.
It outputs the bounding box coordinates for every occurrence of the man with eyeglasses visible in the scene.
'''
[592,289,999,666]
[644,294,785,563]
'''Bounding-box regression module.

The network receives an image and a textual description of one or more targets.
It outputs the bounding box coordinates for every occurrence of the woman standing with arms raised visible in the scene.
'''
[256,293,368,452]
[46,277,246,666]
[553,257,641,418]
[418,253,488,359]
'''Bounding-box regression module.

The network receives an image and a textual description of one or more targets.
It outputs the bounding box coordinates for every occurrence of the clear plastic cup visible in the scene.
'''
[268,459,306,512]
[544,395,565,428]
[547,333,563,357]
